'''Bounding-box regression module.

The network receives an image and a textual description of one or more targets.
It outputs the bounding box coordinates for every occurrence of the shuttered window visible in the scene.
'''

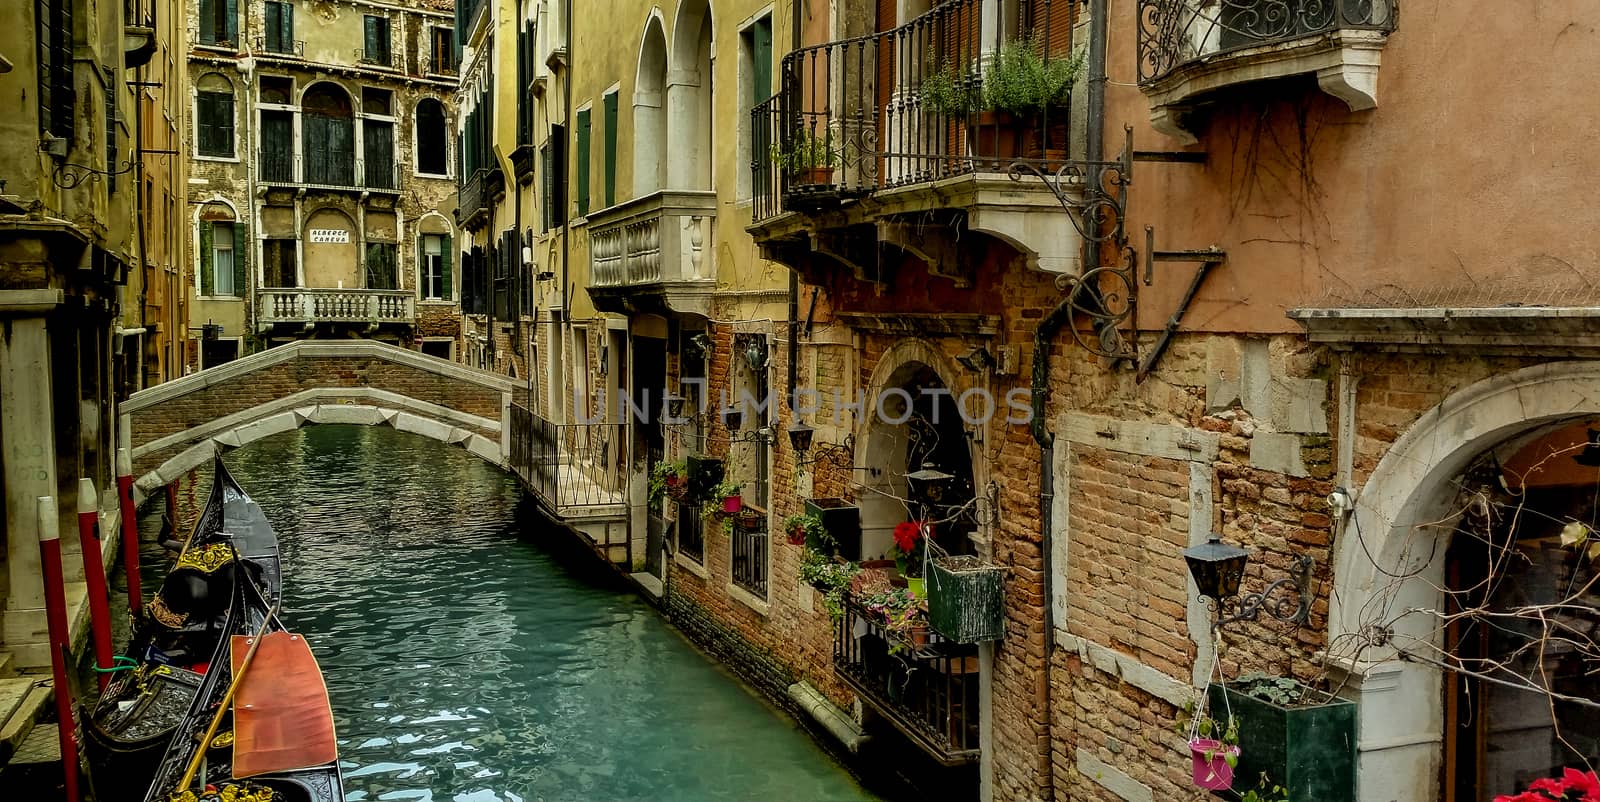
[365,242,398,290]
[35,0,74,140]
[416,99,448,175]
[265,2,294,53]
[363,16,391,65]
[602,92,618,209]
[199,0,238,46]
[575,108,591,216]
[421,234,452,300]
[197,91,235,157]
[364,120,395,189]
[260,110,293,181]
[752,16,772,104]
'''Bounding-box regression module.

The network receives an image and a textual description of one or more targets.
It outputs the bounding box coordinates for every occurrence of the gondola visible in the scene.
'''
[85,456,284,792]
[140,460,344,802]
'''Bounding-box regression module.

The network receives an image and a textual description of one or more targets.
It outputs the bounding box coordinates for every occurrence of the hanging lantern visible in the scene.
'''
[744,338,766,372]
[1183,535,1250,601]
[786,421,815,454]
[721,407,744,432]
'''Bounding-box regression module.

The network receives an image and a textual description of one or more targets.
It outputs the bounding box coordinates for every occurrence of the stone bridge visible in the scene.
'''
[123,340,528,501]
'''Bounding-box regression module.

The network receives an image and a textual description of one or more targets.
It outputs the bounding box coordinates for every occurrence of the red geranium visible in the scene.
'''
[893,521,922,553]
[1494,768,1600,802]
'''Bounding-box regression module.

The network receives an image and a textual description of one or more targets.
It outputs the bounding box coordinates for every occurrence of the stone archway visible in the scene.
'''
[635,15,669,195]
[667,0,712,190]
[1333,360,1600,802]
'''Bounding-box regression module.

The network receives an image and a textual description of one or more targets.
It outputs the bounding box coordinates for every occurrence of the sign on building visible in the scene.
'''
[309,229,351,244]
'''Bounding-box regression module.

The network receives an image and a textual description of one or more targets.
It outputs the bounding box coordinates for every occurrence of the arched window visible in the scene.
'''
[416,99,448,176]
[302,83,354,185]
[198,202,242,297]
[196,74,235,158]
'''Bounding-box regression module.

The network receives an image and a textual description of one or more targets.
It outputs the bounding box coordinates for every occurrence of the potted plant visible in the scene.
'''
[861,587,930,655]
[804,498,861,560]
[1495,768,1600,802]
[733,506,767,533]
[701,480,743,529]
[926,554,1006,642]
[920,62,983,118]
[1207,674,1356,802]
[783,512,829,547]
[797,548,860,622]
[649,460,688,510]
[773,128,837,188]
[968,37,1086,166]
[890,520,932,597]
[1178,695,1240,791]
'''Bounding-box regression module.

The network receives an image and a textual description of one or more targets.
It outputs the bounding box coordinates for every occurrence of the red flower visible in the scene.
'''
[1494,769,1600,802]
[893,521,923,553]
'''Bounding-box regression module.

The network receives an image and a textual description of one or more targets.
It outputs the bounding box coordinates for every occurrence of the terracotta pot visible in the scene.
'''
[1188,739,1238,791]
[796,166,834,187]
[786,526,807,546]
[967,110,1020,168]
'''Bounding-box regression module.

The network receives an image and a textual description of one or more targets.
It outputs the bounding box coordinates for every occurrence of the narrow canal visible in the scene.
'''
[220,424,880,802]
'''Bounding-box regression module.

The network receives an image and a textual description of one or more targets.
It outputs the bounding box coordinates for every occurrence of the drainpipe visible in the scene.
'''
[133,56,149,386]
[786,0,800,413]
[1029,0,1109,796]
[560,0,573,339]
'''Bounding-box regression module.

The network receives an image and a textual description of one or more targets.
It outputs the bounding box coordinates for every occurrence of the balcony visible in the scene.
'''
[253,36,304,57]
[834,595,981,765]
[586,190,718,316]
[455,167,503,230]
[256,288,415,329]
[1137,0,1397,143]
[354,48,392,68]
[259,153,399,194]
[749,0,1094,275]
[508,405,627,519]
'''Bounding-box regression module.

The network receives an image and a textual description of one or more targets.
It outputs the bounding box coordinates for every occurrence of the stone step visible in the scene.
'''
[0,651,15,678]
[0,679,50,765]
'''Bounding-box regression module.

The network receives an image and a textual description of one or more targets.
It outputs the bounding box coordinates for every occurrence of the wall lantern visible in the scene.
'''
[744,338,767,372]
[690,333,713,357]
[1183,534,1315,625]
[721,407,744,433]
[790,422,854,468]
[668,398,687,420]
[202,323,223,341]
[1575,428,1600,467]
[786,421,815,454]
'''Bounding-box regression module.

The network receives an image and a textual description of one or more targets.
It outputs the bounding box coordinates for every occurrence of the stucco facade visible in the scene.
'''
[184,0,463,369]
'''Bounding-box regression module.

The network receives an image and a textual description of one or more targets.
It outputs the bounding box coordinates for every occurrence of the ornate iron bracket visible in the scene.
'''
[798,434,855,469]
[1217,553,1315,626]
[52,159,140,190]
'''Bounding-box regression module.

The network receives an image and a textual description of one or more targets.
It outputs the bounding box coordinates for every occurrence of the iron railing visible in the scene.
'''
[260,150,295,184]
[255,288,415,326]
[355,48,392,67]
[509,404,628,513]
[834,594,982,765]
[1137,0,1397,84]
[731,512,769,597]
[676,505,705,563]
[253,36,304,56]
[753,0,1081,222]
[259,153,394,192]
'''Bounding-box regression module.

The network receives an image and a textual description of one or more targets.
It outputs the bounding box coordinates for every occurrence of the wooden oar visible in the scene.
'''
[175,607,277,793]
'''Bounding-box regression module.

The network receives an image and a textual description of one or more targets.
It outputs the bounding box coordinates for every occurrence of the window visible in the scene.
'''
[365,242,397,290]
[516,23,534,146]
[575,107,591,216]
[36,0,75,141]
[198,0,237,47]
[259,76,293,104]
[431,27,457,74]
[420,233,452,300]
[739,15,772,197]
[602,91,618,209]
[200,218,242,297]
[364,119,395,189]
[302,83,354,185]
[264,1,294,54]
[260,110,293,181]
[420,339,453,360]
[201,338,240,369]
[196,76,235,157]
[361,87,393,116]
[263,238,297,287]
[541,123,567,231]
[416,99,448,175]
[362,15,391,65]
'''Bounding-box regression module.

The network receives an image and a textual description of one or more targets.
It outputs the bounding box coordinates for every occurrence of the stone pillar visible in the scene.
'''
[1,312,59,665]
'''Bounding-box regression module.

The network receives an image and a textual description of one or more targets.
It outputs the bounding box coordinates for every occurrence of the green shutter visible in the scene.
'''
[441,235,453,298]
[199,221,214,296]
[219,94,235,157]
[224,0,238,44]
[281,3,294,50]
[576,108,591,216]
[603,92,618,208]
[233,223,246,297]
[754,17,772,104]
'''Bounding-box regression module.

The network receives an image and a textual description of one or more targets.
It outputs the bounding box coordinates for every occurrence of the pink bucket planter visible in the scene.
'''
[1189,739,1239,791]
[721,495,742,514]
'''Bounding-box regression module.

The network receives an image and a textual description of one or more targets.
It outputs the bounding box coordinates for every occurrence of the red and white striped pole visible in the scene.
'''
[76,479,115,692]
[116,447,142,614]
[37,496,82,802]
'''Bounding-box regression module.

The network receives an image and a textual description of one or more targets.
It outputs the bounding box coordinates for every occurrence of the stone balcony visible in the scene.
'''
[585,190,718,317]
[256,288,415,331]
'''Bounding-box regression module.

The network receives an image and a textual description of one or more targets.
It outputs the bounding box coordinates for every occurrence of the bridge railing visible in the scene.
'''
[510,403,627,514]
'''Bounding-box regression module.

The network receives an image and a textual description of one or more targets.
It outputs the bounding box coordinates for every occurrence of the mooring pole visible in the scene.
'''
[76,479,115,691]
[38,496,82,802]
[116,448,142,614]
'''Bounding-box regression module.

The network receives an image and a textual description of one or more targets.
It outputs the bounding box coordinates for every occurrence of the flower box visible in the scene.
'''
[1206,679,1356,802]
[926,556,1005,643]
[685,455,725,501]
[804,498,860,560]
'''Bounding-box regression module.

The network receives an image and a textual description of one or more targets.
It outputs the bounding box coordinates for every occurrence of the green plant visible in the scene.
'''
[799,548,860,622]
[920,63,983,117]
[771,128,837,174]
[648,460,686,511]
[1234,672,1308,707]
[701,480,743,531]
[1235,773,1289,802]
[1177,695,1240,768]
[784,512,833,549]
[860,587,929,654]
[981,37,1085,118]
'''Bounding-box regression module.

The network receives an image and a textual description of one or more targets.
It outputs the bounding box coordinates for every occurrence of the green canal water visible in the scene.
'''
[223,424,881,802]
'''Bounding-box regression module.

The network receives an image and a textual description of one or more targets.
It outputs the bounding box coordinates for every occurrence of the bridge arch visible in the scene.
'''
[123,340,526,502]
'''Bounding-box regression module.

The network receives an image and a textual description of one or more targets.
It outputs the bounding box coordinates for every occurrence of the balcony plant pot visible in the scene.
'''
[1188,738,1238,791]
[967,111,1020,168]
[722,495,743,514]
[786,523,807,546]
[926,555,1005,643]
[795,166,835,187]
[685,455,725,501]
[1206,679,1356,802]
[665,476,691,503]
[733,508,766,533]
[804,498,861,560]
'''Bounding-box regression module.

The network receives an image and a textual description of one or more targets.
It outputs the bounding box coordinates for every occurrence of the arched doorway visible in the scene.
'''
[1335,362,1600,802]
[668,0,712,190]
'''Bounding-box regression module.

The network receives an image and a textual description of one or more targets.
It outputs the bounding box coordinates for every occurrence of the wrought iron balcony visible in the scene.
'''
[508,405,627,517]
[456,167,503,229]
[1136,0,1397,142]
[256,288,415,328]
[834,595,981,765]
[586,190,717,316]
[258,153,398,193]
[253,36,304,57]
[355,48,393,68]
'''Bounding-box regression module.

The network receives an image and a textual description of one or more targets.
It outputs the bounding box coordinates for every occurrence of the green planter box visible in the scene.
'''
[804,498,860,560]
[926,556,1004,642]
[1206,681,1355,802]
[685,455,725,501]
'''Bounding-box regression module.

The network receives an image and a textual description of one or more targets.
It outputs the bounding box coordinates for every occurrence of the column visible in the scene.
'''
[1,314,58,666]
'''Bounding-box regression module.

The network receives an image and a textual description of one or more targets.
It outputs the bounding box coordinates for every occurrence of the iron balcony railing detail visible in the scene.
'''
[676,506,705,563]
[256,288,415,326]
[509,405,627,513]
[834,595,981,765]
[259,152,396,192]
[731,513,769,597]
[588,190,717,289]
[253,36,305,56]
[754,0,1081,222]
[1137,0,1397,84]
